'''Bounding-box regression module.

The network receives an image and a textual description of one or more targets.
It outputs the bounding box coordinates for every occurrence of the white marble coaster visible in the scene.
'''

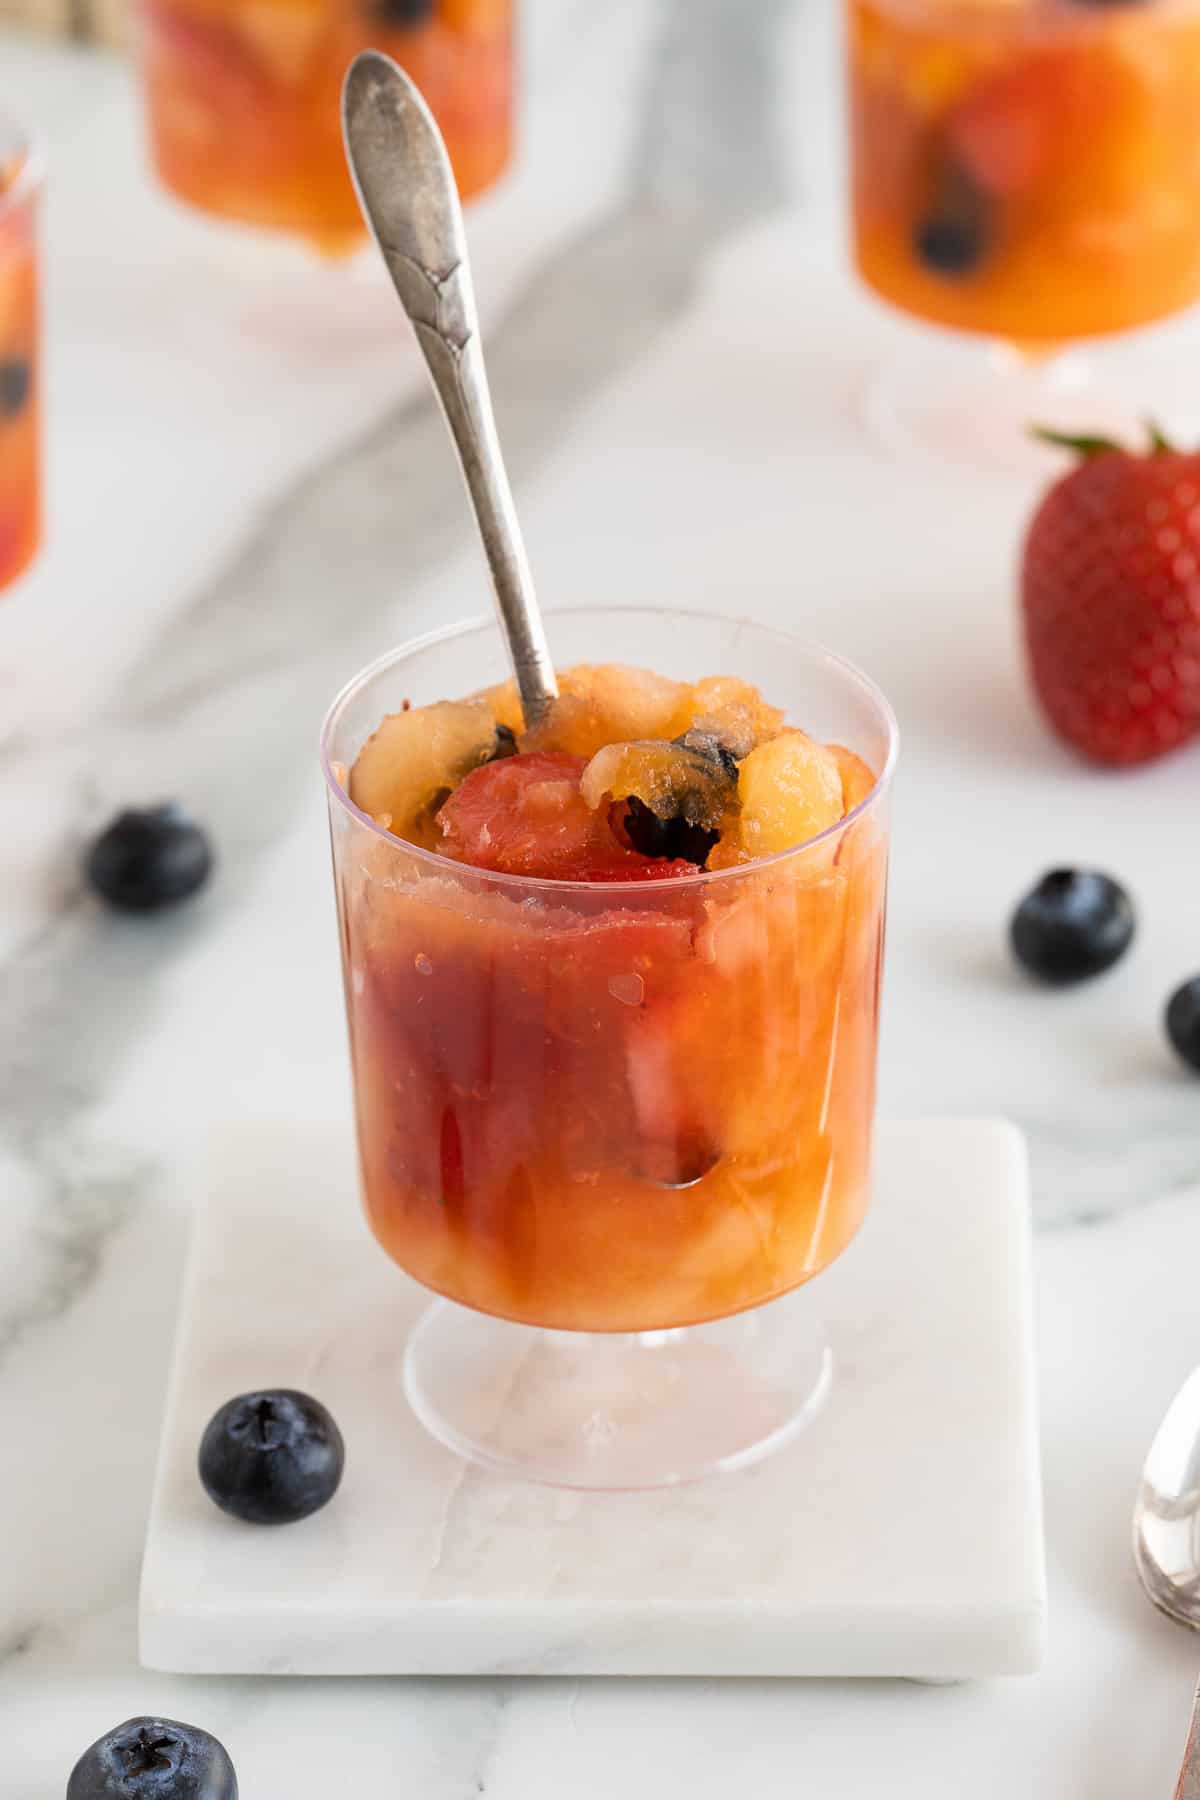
[139,1118,1046,1679]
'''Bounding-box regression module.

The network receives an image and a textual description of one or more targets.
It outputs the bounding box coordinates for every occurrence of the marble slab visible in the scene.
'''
[138,1118,1046,1679]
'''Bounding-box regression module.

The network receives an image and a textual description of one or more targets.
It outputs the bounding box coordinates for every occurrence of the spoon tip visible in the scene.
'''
[342,47,437,141]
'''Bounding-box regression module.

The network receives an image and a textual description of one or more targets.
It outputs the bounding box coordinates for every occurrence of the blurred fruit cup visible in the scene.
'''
[321,607,898,1487]
[133,0,513,256]
[0,116,42,594]
[846,0,1200,468]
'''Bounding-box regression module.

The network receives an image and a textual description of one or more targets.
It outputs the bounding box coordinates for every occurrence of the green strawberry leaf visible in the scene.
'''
[1146,419,1176,454]
[1030,427,1126,457]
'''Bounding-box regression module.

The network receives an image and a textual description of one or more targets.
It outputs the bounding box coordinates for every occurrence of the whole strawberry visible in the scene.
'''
[1021,426,1200,765]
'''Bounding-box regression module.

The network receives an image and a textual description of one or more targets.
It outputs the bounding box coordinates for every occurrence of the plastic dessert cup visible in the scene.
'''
[848,0,1200,464]
[322,607,898,1488]
[0,119,41,594]
[135,0,512,255]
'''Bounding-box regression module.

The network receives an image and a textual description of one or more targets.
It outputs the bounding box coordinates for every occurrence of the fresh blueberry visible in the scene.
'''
[1166,976,1200,1073]
[86,804,213,912]
[66,1717,237,1800]
[199,1390,344,1525]
[1010,868,1135,985]
[373,0,436,23]
[0,357,31,418]
[913,160,992,277]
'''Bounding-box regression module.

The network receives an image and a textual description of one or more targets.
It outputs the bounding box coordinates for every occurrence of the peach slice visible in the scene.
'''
[349,698,501,847]
[519,664,694,759]
[829,744,877,813]
[580,737,736,830]
[733,730,845,858]
[685,674,786,757]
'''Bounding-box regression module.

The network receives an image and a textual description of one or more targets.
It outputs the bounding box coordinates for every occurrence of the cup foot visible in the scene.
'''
[403,1290,833,1490]
[862,332,1200,478]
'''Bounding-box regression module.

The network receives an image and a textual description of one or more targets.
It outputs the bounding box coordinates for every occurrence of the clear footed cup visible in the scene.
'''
[847,0,1200,472]
[322,607,898,1488]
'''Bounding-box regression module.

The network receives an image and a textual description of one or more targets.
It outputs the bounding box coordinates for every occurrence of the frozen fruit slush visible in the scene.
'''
[330,660,889,1332]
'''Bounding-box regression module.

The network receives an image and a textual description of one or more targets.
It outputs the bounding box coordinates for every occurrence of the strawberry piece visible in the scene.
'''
[948,47,1137,198]
[437,750,693,880]
[140,0,275,108]
[586,856,697,883]
[1021,429,1200,766]
[948,62,1058,196]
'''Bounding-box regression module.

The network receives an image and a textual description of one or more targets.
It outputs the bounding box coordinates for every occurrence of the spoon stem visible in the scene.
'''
[423,322,558,728]
[342,50,557,729]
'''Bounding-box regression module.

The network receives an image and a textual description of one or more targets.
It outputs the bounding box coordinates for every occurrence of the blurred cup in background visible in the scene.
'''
[134,0,513,256]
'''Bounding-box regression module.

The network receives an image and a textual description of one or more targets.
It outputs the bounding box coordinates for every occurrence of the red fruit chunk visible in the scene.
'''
[948,57,1061,196]
[948,48,1139,199]
[1021,434,1200,766]
[438,751,694,881]
[588,856,697,883]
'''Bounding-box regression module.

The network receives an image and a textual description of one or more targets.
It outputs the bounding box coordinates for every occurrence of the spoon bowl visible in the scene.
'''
[1134,1368,1200,1632]
[1133,1369,1200,1798]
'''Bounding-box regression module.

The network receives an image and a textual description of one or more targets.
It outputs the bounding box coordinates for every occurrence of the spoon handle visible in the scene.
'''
[342,51,557,729]
[1176,1675,1200,1800]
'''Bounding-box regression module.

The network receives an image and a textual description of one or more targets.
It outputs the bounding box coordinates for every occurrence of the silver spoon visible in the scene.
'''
[1133,1368,1200,1797]
[341,50,557,730]
[342,54,712,1196]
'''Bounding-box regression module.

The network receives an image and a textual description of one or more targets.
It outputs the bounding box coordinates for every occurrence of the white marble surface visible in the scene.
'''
[3,0,1200,1792]
[140,1120,1044,1678]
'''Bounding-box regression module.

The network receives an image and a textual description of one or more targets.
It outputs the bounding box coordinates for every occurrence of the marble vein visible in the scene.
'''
[0,1625,38,1669]
[1009,1104,1200,1231]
